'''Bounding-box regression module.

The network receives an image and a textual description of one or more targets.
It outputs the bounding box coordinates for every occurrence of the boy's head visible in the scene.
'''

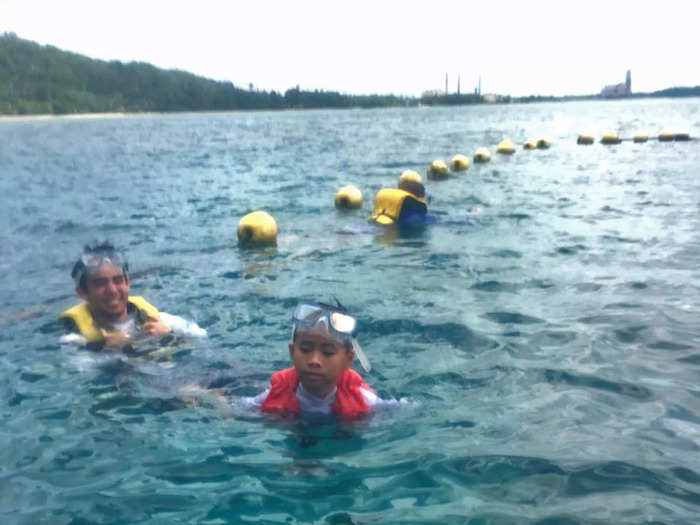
[288,302,370,397]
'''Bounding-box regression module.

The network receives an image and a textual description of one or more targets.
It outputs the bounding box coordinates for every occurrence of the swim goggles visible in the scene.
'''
[71,251,129,284]
[291,302,371,372]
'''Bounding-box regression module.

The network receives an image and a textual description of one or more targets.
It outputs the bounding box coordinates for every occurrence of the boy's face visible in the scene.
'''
[289,326,354,398]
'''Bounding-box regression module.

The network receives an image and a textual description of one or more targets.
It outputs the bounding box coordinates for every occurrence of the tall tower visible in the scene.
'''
[457,75,461,95]
[445,73,448,95]
[625,70,631,95]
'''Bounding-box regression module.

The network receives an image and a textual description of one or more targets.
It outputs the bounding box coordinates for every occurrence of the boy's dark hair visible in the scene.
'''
[72,241,129,291]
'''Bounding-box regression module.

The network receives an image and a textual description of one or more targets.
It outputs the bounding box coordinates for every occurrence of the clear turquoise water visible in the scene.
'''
[1,99,700,524]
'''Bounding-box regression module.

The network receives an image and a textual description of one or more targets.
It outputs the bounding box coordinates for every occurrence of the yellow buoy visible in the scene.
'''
[449,154,470,171]
[633,132,648,143]
[427,159,448,180]
[473,147,491,163]
[577,134,594,145]
[496,139,515,154]
[658,130,675,142]
[398,170,422,185]
[334,185,363,209]
[523,139,537,150]
[600,131,621,145]
[237,211,277,246]
[536,138,551,149]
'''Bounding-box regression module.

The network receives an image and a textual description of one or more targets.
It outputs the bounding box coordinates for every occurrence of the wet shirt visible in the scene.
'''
[108,310,140,338]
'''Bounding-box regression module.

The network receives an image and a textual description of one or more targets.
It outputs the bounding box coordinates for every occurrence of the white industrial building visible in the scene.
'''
[601,70,632,97]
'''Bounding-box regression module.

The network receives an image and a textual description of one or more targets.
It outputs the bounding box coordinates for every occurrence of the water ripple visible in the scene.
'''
[366,319,497,352]
[3,101,700,523]
[482,312,546,325]
[543,369,653,401]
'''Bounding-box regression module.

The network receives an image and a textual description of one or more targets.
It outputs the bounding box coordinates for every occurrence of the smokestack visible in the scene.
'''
[445,73,448,95]
[457,75,461,95]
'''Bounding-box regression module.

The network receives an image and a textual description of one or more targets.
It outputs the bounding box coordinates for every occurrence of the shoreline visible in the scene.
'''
[1,94,699,121]
[0,112,128,121]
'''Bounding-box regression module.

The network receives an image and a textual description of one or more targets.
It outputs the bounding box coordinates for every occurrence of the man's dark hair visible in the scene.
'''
[72,241,128,291]
[398,179,426,198]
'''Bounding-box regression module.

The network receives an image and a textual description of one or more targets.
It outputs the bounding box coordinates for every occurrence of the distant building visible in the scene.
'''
[601,70,631,97]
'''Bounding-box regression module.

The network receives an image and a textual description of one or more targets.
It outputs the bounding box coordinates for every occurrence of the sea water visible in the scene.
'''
[1,99,699,524]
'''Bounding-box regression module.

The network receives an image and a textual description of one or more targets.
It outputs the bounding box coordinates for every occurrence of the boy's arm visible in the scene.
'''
[242,389,269,408]
[360,386,412,410]
[360,386,379,406]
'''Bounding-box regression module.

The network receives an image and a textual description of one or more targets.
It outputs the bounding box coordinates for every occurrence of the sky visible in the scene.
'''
[1,0,698,98]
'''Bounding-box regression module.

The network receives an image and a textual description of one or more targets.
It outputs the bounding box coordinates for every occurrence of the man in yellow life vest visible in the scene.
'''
[59,242,205,351]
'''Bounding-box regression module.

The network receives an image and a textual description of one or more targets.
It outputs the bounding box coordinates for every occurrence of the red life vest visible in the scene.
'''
[260,367,372,419]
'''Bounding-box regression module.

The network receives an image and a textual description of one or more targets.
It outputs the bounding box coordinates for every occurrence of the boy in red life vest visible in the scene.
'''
[253,301,378,419]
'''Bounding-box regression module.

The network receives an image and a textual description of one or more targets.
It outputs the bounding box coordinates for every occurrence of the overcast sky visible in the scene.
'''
[1,0,698,97]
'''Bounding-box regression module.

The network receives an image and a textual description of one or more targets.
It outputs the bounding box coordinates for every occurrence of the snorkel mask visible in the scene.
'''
[291,301,371,372]
[71,243,129,286]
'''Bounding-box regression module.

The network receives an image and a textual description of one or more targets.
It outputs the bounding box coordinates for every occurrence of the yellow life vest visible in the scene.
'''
[368,188,427,225]
[59,296,160,343]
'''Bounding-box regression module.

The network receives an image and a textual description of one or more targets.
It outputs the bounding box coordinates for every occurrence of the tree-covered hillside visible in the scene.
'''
[0,33,412,114]
[2,33,698,115]
[650,86,700,98]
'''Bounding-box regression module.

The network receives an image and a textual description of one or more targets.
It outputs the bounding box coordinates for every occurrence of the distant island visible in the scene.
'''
[1,32,699,116]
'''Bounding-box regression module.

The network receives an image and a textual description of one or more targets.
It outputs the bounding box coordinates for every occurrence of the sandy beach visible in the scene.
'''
[0,112,128,121]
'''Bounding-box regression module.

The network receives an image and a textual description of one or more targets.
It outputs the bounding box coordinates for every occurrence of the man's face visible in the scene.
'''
[289,326,354,398]
[77,263,130,323]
